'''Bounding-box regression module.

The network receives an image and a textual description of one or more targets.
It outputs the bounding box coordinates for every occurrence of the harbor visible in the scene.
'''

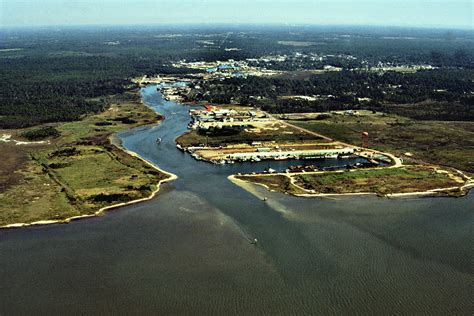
[1,86,472,315]
[174,98,394,168]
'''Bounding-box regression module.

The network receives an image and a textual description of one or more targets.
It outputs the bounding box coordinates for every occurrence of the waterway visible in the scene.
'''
[0,86,472,314]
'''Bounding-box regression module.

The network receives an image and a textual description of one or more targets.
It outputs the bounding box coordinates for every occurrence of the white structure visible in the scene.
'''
[227,147,355,161]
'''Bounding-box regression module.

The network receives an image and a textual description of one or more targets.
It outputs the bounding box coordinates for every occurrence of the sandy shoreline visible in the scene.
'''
[1,141,177,229]
[228,174,474,200]
[1,110,178,230]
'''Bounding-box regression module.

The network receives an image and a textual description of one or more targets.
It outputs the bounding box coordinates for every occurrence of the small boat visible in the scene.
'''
[338,154,352,159]
[156,137,162,144]
[262,197,268,201]
[250,238,258,245]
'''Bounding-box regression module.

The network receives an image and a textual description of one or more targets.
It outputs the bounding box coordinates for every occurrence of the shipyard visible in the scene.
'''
[176,102,394,169]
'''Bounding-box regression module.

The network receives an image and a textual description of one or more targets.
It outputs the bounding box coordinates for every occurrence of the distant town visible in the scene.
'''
[0,13,473,315]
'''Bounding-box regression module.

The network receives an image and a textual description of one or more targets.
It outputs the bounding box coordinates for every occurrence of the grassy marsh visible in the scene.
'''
[0,92,168,226]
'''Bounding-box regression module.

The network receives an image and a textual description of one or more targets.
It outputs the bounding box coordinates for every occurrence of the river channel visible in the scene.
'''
[0,85,472,314]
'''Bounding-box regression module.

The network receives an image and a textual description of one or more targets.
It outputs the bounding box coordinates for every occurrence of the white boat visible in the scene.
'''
[191,153,202,160]
[156,137,162,144]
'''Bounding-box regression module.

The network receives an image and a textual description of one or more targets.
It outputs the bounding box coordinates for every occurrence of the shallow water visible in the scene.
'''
[0,86,472,314]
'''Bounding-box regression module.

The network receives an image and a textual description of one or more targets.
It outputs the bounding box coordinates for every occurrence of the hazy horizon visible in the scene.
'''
[0,0,472,30]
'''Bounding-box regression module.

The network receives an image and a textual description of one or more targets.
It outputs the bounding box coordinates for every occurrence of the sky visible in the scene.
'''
[0,0,472,29]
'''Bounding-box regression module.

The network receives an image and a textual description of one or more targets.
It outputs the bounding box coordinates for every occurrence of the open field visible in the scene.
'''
[0,158,78,225]
[0,143,30,193]
[0,92,169,226]
[294,166,464,195]
[236,165,467,197]
[177,129,323,147]
[289,111,474,173]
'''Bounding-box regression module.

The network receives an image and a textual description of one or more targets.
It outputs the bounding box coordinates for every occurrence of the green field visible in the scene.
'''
[294,166,462,195]
[237,166,464,197]
[176,128,322,147]
[291,112,474,173]
[0,92,169,226]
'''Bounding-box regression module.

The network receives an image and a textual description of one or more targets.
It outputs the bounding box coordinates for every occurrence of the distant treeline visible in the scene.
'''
[1,26,473,127]
[187,69,474,121]
[0,57,126,128]
[0,55,198,128]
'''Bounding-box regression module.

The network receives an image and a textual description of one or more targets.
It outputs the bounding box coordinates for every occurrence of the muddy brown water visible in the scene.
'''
[1,86,472,315]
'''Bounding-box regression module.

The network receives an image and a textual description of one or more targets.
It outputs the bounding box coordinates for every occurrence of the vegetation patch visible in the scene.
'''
[293,166,462,195]
[0,92,169,226]
[177,127,322,147]
[291,112,474,173]
[237,165,464,197]
[34,145,165,212]
[20,126,60,141]
[0,143,29,193]
[0,161,79,225]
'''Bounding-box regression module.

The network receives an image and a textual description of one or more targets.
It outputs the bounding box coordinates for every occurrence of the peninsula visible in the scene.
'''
[0,90,173,227]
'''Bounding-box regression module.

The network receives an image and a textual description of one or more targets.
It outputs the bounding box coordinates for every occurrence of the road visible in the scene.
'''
[264,111,403,168]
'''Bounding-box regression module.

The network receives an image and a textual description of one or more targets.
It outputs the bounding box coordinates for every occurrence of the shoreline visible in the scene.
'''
[1,135,178,230]
[0,88,179,230]
[0,134,178,229]
[228,174,474,200]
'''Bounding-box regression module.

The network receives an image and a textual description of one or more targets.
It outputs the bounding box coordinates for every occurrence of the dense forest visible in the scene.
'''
[0,25,473,128]
[0,56,198,128]
[188,70,474,120]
